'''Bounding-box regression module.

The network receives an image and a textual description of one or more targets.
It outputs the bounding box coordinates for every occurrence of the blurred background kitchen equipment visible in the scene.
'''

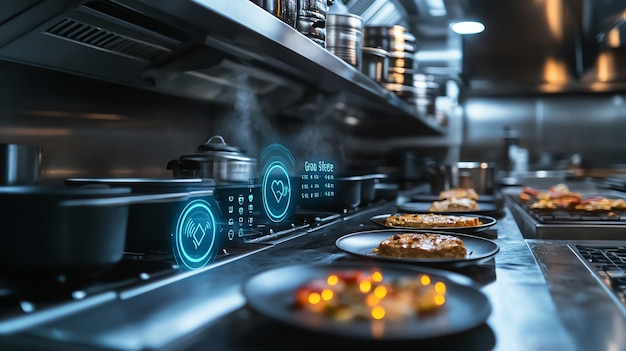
[0,143,41,185]
[428,161,497,195]
[167,135,257,183]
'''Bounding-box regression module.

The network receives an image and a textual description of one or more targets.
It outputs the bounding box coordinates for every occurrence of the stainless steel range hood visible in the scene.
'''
[453,0,626,94]
[0,0,305,107]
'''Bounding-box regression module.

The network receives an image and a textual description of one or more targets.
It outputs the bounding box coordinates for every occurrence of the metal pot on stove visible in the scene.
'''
[167,135,258,183]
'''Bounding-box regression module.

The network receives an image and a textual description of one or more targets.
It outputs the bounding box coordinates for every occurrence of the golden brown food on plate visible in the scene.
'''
[439,188,479,200]
[428,197,480,212]
[385,213,483,228]
[377,233,467,259]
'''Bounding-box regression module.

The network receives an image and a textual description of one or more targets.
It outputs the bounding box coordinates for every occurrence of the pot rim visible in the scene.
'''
[178,151,257,163]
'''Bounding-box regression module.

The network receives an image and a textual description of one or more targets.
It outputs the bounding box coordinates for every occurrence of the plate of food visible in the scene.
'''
[242,262,492,340]
[370,213,497,233]
[335,229,499,267]
[397,200,501,217]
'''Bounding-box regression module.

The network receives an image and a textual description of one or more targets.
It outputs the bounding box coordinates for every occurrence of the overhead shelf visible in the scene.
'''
[130,0,445,137]
[0,0,445,137]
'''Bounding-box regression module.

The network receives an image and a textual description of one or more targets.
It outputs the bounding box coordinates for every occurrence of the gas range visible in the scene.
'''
[570,244,626,315]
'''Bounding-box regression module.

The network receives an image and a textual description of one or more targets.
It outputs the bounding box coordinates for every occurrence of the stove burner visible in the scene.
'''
[576,245,626,309]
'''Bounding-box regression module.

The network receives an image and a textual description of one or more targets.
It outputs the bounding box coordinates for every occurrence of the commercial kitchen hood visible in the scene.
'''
[453,0,626,94]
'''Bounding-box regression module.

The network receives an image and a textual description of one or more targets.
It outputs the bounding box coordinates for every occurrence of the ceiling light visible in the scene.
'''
[450,21,485,34]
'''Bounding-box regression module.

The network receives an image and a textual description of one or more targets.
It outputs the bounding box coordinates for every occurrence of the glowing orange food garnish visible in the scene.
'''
[371,306,385,320]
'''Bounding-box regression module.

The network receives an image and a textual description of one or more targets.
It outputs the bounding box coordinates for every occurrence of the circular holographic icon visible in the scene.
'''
[173,199,219,270]
[260,144,295,223]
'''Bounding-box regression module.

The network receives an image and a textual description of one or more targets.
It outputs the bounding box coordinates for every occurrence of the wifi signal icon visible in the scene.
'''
[184,218,210,250]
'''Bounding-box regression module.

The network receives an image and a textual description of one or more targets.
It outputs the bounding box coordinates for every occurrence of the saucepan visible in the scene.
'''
[0,185,191,282]
[427,161,497,195]
[167,135,257,183]
[65,178,217,255]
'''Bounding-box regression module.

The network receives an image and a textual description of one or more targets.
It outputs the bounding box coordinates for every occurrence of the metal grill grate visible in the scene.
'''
[45,18,170,62]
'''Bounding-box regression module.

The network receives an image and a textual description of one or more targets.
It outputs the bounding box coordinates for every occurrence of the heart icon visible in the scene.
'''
[271,179,285,203]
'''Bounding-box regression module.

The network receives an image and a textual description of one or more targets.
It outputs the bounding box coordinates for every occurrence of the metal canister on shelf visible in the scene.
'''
[295,0,334,47]
[326,13,363,69]
[360,47,389,83]
[253,0,298,28]
[296,15,326,47]
[414,74,440,116]
[363,25,417,53]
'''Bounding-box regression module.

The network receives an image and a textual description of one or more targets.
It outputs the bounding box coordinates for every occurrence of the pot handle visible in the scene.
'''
[198,135,239,153]
[58,192,192,207]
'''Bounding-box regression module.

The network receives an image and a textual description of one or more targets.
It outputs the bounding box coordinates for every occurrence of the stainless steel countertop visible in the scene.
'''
[0,202,623,350]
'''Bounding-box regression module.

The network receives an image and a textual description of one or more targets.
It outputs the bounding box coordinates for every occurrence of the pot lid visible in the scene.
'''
[197,135,240,153]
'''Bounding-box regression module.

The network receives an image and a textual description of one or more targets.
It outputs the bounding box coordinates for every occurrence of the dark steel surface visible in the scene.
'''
[0,202,583,351]
[528,240,626,351]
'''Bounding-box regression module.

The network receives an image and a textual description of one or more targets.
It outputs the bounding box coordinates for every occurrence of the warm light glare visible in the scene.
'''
[374,285,387,299]
[545,0,563,40]
[608,28,621,48]
[308,292,321,305]
[371,306,386,320]
[434,294,446,306]
[321,289,333,301]
[371,271,383,282]
[366,294,380,307]
[435,281,446,294]
[543,57,568,84]
[450,21,485,34]
[360,280,372,293]
[421,275,431,285]
[327,274,339,286]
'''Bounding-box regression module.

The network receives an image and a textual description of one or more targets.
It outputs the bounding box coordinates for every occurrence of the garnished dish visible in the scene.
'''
[375,233,467,259]
[519,183,626,212]
[384,213,483,228]
[335,229,499,267]
[242,263,493,340]
[295,269,446,322]
[428,187,481,212]
[439,187,479,201]
[428,197,480,212]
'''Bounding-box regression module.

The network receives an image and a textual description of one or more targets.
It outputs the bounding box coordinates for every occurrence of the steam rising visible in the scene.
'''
[215,73,276,157]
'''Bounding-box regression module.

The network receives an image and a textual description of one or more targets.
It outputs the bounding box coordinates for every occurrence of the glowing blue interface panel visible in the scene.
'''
[260,144,296,223]
[300,159,335,202]
[173,199,219,270]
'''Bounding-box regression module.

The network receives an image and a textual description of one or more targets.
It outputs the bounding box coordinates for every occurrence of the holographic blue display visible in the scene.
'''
[173,199,218,270]
[262,161,291,222]
[260,144,295,223]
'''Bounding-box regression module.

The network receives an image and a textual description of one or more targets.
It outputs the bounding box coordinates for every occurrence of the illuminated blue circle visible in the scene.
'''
[262,161,291,222]
[174,199,217,270]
